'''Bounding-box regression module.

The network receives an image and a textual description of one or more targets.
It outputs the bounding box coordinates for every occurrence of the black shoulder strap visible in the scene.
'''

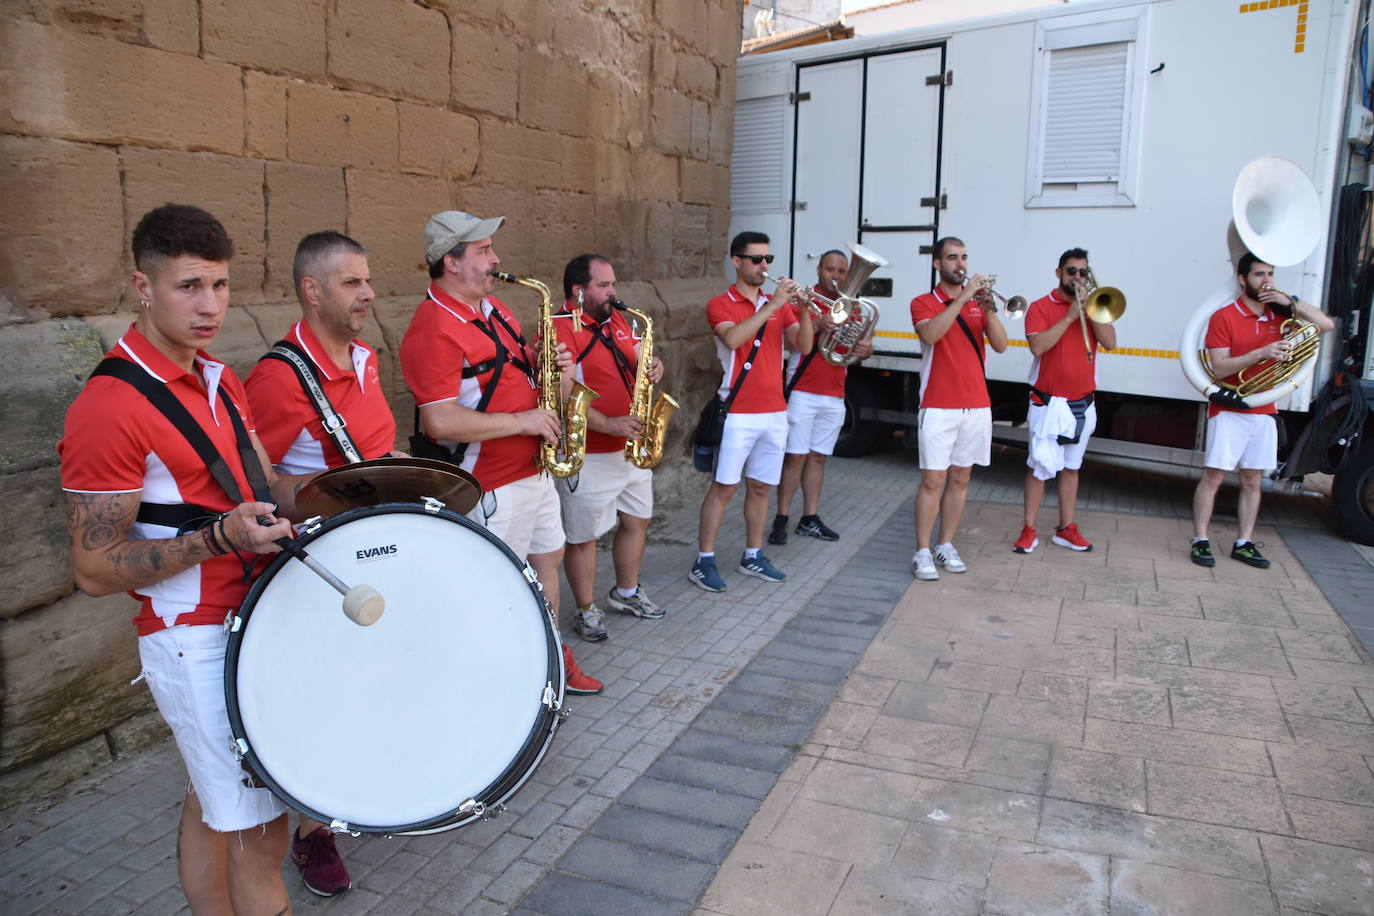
[262,340,364,465]
[785,343,820,401]
[92,358,271,509]
[953,313,985,370]
[410,344,507,465]
[723,324,768,411]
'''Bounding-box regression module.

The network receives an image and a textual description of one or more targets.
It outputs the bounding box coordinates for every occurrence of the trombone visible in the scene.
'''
[956,270,1027,319]
[1073,268,1125,362]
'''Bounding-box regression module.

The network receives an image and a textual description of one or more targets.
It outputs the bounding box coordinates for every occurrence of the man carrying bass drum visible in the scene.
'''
[1189,251,1334,569]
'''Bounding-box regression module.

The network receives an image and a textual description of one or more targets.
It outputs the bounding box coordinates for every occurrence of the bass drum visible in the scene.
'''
[225,503,564,835]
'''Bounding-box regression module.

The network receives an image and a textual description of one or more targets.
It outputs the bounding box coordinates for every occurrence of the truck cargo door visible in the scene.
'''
[789,59,863,279]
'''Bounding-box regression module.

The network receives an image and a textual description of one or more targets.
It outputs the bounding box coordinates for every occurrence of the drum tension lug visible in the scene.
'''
[327,819,357,836]
[421,496,445,513]
[523,565,540,587]
[231,738,249,761]
[303,515,324,535]
[541,682,563,712]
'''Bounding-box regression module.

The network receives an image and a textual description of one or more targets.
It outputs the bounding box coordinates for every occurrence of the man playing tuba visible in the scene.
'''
[1189,252,1334,569]
[553,254,667,643]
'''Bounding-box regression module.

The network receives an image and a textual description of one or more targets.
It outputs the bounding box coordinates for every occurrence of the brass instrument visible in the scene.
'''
[957,271,1027,319]
[1202,317,1321,398]
[493,270,598,478]
[612,299,678,469]
[762,242,888,366]
[1073,267,1126,363]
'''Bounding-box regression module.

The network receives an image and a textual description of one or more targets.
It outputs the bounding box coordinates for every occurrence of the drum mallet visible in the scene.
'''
[257,517,385,626]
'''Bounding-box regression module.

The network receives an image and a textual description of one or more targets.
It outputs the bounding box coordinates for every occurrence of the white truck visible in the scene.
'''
[729,0,1374,543]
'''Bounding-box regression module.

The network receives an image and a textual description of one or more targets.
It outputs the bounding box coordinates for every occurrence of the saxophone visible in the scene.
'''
[493,270,598,478]
[612,299,679,469]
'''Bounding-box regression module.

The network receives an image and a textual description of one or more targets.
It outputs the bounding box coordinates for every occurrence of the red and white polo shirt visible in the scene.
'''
[245,320,396,473]
[400,284,540,491]
[910,287,991,409]
[707,285,796,414]
[553,302,640,454]
[1025,289,1097,402]
[784,302,847,399]
[58,325,267,636]
[1204,299,1285,417]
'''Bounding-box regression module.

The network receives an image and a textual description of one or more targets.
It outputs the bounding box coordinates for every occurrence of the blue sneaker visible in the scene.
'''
[739,552,786,582]
[688,557,726,592]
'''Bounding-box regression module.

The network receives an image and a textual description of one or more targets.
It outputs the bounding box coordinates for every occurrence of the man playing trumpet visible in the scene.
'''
[909,237,1009,580]
[1189,252,1333,568]
[1014,248,1117,554]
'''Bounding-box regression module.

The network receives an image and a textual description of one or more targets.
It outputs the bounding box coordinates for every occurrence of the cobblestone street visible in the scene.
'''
[3,443,1372,915]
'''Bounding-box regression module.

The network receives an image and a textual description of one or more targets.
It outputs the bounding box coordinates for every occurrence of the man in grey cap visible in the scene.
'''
[399,210,603,694]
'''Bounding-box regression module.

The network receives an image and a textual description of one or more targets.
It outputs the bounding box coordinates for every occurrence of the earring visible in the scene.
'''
[140,299,151,309]
[577,289,584,307]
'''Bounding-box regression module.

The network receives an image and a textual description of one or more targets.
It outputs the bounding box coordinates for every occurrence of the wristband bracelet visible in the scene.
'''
[201,524,227,557]
[214,517,233,554]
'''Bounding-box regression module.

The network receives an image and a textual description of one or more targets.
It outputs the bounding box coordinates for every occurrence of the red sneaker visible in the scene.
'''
[1053,523,1093,552]
[291,826,351,897]
[1013,525,1038,554]
[563,644,603,695]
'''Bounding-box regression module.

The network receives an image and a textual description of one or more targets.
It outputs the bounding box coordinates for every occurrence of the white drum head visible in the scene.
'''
[227,505,557,831]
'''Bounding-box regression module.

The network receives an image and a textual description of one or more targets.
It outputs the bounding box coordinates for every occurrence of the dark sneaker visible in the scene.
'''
[739,552,786,582]
[573,605,608,642]
[563,644,603,695]
[1230,541,1271,569]
[1190,539,1216,567]
[607,586,664,619]
[291,827,351,897]
[796,516,840,541]
[688,556,726,592]
[768,515,789,545]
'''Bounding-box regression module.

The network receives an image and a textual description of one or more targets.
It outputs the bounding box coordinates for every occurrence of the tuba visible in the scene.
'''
[493,271,598,478]
[813,242,889,365]
[612,299,679,469]
[1178,157,1323,410]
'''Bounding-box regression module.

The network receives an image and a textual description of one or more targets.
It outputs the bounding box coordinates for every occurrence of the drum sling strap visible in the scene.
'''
[410,309,531,466]
[90,358,272,534]
[261,340,363,465]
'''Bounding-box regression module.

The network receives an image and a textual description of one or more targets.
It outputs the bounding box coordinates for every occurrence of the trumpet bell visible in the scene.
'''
[1232,156,1322,267]
[1003,295,1028,320]
[1085,286,1126,324]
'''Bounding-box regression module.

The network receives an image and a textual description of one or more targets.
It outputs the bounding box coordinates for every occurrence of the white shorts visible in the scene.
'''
[785,391,846,456]
[557,450,653,544]
[1205,411,1278,471]
[1026,400,1097,474]
[918,407,992,470]
[477,473,566,558]
[716,411,788,486]
[139,625,286,833]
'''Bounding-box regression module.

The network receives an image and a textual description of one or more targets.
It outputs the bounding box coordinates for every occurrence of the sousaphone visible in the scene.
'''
[1179,157,1323,409]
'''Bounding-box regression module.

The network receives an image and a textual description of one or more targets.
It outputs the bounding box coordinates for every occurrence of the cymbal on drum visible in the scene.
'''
[295,457,482,518]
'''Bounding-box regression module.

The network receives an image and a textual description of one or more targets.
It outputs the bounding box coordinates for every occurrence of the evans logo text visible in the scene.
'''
[356,544,398,562]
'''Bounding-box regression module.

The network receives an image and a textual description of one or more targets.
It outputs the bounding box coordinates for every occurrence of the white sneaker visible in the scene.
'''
[912,548,939,581]
[934,543,967,573]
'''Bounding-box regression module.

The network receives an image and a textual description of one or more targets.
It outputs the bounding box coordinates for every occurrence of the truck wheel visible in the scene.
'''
[1333,439,1374,546]
[834,376,881,458]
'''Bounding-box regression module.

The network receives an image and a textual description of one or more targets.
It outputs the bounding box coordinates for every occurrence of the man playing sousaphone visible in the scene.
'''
[399,210,602,693]
[1189,251,1334,568]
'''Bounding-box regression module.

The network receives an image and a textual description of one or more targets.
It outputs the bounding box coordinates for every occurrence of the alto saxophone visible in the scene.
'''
[612,299,679,469]
[493,270,598,478]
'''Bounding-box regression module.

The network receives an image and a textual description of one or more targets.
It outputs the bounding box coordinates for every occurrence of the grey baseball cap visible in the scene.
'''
[423,210,505,266]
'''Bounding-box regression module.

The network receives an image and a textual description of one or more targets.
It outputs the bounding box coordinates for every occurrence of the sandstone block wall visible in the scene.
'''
[0,0,740,807]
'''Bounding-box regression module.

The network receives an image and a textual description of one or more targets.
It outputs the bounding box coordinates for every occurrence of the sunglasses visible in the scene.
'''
[1063,266,1089,277]
[740,254,775,264]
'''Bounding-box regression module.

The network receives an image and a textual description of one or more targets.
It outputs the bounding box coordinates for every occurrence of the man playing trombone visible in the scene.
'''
[909,237,1008,581]
[1014,248,1117,554]
[1189,251,1333,569]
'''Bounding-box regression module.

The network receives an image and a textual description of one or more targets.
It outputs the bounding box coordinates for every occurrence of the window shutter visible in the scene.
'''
[1041,42,1129,183]
[730,96,787,212]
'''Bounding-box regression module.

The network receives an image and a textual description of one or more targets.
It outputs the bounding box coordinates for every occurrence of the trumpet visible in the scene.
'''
[761,271,846,325]
[956,271,1027,319]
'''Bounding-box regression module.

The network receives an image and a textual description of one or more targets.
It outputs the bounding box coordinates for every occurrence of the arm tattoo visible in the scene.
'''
[66,492,213,591]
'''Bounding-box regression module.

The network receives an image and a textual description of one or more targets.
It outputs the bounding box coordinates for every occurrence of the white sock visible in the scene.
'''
[615,586,637,599]
[698,552,714,560]
[743,547,760,559]
[936,542,954,552]
[1234,539,1250,548]
[1191,537,1208,544]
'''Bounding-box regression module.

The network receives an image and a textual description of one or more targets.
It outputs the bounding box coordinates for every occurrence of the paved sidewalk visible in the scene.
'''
[2,445,1370,915]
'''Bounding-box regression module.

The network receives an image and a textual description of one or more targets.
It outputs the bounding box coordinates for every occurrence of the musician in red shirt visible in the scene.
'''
[1189,252,1333,569]
[908,237,1009,581]
[1013,248,1117,555]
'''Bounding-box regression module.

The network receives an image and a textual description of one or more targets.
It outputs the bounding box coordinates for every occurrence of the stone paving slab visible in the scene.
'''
[2,445,1368,915]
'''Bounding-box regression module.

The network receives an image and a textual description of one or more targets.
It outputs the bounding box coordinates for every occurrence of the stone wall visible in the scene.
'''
[0,0,740,807]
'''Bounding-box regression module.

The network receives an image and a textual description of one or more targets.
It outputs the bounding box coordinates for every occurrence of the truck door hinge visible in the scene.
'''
[790,200,808,212]
[925,71,952,87]
[920,194,948,210]
[789,91,811,104]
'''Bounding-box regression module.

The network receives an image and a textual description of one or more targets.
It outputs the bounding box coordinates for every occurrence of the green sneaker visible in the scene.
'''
[1230,541,1271,569]
[1190,539,1216,567]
